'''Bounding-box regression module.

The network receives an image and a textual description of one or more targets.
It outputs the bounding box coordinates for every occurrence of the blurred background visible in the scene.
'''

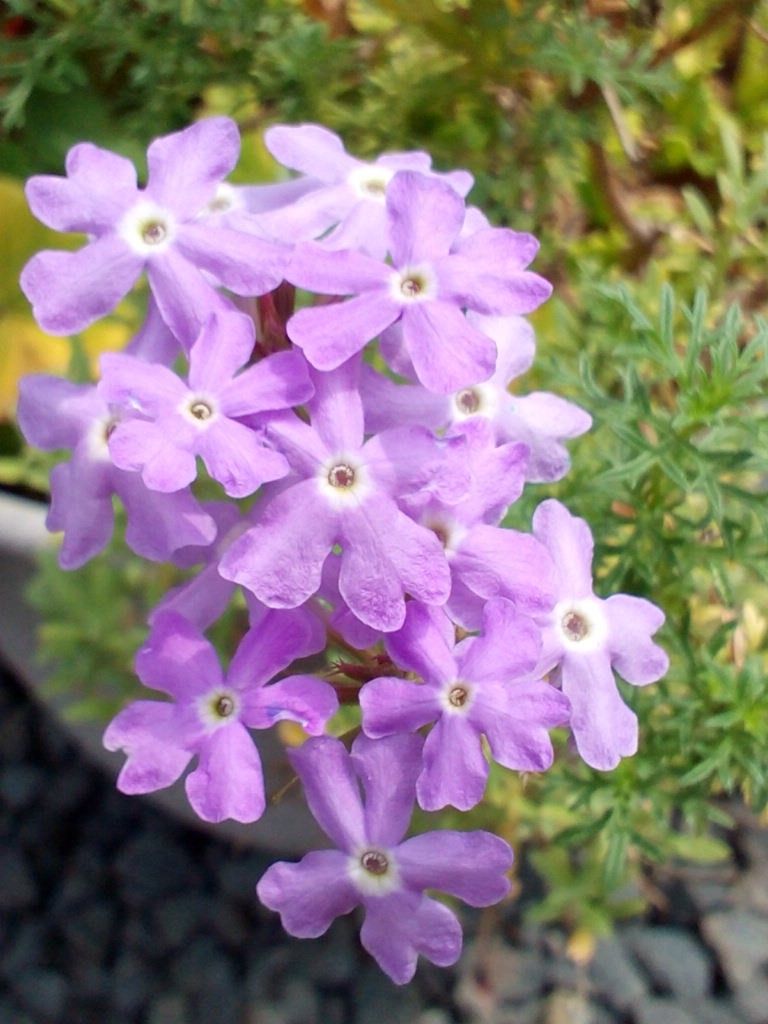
[1,2,768,1022]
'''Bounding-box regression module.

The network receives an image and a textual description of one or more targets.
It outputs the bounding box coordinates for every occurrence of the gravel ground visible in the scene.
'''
[1,659,766,1024]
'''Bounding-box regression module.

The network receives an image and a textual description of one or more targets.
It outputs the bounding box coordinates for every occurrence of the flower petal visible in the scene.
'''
[290,736,366,851]
[287,241,392,294]
[146,117,240,217]
[21,239,143,336]
[360,676,441,739]
[176,222,288,296]
[116,472,217,560]
[257,850,359,938]
[604,594,669,685]
[470,312,536,382]
[17,376,98,451]
[197,418,289,498]
[47,460,114,569]
[402,302,497,394]
[255,183,351,241]
[219,480,336,608]
[340,503,450,632]
[397,830,513,905]
[185,723,265,823]
[532,499,595,599]
[99,351,187,414]
[360,365,448,434]
[104,700,192,795]
[469,679,570,771]
[242,674,338,735]
[452,524,557,615]
[456,598,541,682]
[187,310,255,391]
[417,714,488,812]
[150,562,234,631]
[26,143,138,232]
[384,601,456,686]
[228,607,326,691]
[561,650,638,770]
[337,506,405,633]
[147,246,234,349]
[288,292,400,371]
[135,611,224,699]
[386,171,464,266]
[361,891,462,984]
[351,733,423,848]
[265,123,356,181]
[221,350,314,417]
[442,229,552,315]
[108,418,198,493]
[306,357,365,453]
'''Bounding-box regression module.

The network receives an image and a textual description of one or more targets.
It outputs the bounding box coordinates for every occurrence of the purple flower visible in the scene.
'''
[100,310,312,497]
[218,357,460,632]
[532,499,669,770]
[389,419,558,629]
[255,122,473,257]
[20,118,288,346]
[363,314,592,482]
[256,732,513,984]
[17,375,216,568]
[148,501,246,629]
[104,610,335,823]
[286,171,552,393]
[360,600,570,811]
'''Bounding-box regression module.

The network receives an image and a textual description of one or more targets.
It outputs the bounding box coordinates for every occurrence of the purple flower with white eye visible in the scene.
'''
[285,171,552,393]
[99,310,312,498]
[103,610,335,823]
[219,357,463,633]
[393,419,558,630]
[532,499,669,770]
[360,600,570,811]
[254,122,473,258]
[17,375,216,569]
[20,118,288,346]
[257,732,513,984]
[364,314,592,483]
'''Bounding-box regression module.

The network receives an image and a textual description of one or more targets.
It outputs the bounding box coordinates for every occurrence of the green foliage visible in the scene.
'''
[26,528,171,722]
[25,513,250,721]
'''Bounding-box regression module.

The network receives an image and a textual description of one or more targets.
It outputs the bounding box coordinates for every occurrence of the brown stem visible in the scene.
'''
[650,0,755,68]
[588,142,662,269]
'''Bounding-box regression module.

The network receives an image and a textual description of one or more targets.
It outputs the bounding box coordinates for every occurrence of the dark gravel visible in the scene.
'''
[1,659,766,1024]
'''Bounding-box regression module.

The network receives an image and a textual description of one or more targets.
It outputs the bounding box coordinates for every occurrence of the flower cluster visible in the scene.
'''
[18,118,669,984]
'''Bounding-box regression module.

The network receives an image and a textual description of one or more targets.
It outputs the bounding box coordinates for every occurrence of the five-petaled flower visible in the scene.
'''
[257,733,513,984]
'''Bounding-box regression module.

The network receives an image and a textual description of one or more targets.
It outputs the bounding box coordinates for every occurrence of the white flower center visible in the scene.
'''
[440,679,474,715]
[554,597,608,652]
[347,164,394,202]
[181,395,218,427]
[119,200,176,255]
[348,846,400,895]
[203,183,240,216]
[198,688,240,729]
[318,455,370,507]
[390,264,436,304]
[452,383,498,422]
[89,414,120,460]
[425,517,465,556]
